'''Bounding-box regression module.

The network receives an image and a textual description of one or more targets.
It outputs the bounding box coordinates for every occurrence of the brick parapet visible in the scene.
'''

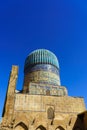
[14,94,86,113]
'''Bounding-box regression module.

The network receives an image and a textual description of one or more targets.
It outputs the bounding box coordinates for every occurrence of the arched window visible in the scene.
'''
[56,126,65,130]
[15,122,28,130]
[47,107,54,119]
[36,125,46,130]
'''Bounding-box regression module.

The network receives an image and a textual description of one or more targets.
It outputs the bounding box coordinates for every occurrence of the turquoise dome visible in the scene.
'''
[24,49,59,69]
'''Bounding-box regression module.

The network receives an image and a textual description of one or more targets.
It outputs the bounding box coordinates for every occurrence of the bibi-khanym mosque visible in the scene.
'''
[0,49,87,130]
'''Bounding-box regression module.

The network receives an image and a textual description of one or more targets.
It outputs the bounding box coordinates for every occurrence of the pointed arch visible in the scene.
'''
[36,125,46,130]
[47,107,54,119]
[14,122,28,130]
[56,126,65,130]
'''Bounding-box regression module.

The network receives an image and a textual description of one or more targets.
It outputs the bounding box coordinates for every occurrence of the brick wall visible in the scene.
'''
[14,94,85,113]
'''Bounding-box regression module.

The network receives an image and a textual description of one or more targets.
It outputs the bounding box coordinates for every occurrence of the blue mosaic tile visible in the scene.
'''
[24,49,59,69]
[24,64,59,75]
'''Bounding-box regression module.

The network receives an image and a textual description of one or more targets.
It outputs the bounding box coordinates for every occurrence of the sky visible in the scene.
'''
[0,0,87,119]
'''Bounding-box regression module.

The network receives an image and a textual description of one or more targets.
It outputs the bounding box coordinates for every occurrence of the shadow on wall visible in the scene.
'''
[14,123,66,130]
[55,126,65,130]
[36,125,46,130]
[36,125,65,130]
[14,122,28,130]
[72,114,85,130]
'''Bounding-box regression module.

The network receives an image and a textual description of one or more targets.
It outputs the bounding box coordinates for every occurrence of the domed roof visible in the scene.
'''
[24,49,59,69]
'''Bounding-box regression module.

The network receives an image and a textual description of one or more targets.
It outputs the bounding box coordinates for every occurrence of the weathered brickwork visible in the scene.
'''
[14,94,85,113]
[2,66,18,126]
[23,70,60,93]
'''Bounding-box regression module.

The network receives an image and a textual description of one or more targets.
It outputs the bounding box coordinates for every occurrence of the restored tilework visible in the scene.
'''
[29,82,68,96]
[24,49,59,70]
[24,64,59,75]
[24,70,60,86]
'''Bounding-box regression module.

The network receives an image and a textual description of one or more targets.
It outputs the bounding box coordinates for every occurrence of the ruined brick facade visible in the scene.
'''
[0,49,87,130]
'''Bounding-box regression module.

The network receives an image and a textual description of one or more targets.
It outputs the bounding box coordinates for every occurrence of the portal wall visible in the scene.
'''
[14,94,85,113]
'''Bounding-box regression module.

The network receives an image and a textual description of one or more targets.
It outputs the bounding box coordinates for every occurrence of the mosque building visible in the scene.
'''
[0,49,87,130]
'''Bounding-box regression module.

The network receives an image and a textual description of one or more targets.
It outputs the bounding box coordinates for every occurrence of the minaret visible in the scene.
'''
[2,66,18,126]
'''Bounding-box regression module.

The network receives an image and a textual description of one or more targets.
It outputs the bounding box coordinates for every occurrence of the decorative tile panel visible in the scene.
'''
[29,82,68,96]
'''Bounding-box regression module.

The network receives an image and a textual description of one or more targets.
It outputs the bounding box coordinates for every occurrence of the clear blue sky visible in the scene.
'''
[0,0,87,118]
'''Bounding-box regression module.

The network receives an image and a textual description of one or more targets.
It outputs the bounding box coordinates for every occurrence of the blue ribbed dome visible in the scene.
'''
[24,49,59,69]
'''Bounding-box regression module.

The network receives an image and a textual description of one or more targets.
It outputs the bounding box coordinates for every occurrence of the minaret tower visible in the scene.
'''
[2,66,18,125]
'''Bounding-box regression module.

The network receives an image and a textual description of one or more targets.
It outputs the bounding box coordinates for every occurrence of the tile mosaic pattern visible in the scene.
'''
[24,64,59,75]
[24,70,60,86]
[24,49,59,71]
[29,82,68,96]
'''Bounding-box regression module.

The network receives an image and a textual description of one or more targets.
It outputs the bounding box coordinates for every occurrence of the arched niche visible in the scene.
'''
[47,107,54,119]
[14,122,28,130]
[36,125,46,130]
